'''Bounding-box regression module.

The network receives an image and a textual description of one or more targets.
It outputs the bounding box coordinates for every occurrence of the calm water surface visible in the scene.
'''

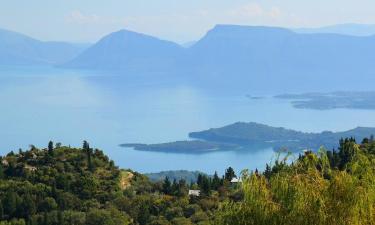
[1,66,375,174]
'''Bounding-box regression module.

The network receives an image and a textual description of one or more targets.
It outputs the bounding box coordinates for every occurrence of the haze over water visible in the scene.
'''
[1,66,375,174]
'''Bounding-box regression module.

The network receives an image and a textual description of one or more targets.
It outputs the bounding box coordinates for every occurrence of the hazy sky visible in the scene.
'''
[1,0,375,43]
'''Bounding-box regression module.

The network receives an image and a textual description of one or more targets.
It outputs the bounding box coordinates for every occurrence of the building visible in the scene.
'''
[188,190,201,197]
[230,177,242,183]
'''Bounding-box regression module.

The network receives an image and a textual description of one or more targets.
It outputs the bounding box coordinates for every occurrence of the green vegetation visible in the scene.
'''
[215,137,375,225]
[3,137,375,224]
[0,141,241,225]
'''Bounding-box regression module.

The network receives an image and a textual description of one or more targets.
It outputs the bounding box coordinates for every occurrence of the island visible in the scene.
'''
[120,140,240,153]
[275,91,375,110]
[121,122,375,153]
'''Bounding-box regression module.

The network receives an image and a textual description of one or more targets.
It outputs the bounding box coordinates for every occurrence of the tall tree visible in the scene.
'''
[212,171,221,190]
[0,163,4,179]
[83,141,94,172]
[48,141,54,156]
[224,167,236,181]
[162,177,172,195]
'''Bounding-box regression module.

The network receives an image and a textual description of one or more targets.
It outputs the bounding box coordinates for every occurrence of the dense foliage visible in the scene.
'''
[0,142,240,225]
[2,137,375,224]
[216,137,375,225]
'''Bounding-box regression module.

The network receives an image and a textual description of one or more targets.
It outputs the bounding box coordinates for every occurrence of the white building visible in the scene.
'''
[230,177,242,183]
[188,190,201,197]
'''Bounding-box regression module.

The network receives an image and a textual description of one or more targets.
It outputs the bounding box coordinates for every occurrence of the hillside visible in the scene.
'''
[63,25,375,86]
[2,138,375,224]
[0,141,236,225]
[63,29,183,71]
[0,28,88,65]
[186,25,375,77]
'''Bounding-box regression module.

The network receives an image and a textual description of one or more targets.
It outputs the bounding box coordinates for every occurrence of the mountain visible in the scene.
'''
[0,142,233,224]
[181,41,197,48]
[0,28,89,66]
[61,24,375,92]
[294,23,375,36]
[186,24,375,76]
[63,29,184,71]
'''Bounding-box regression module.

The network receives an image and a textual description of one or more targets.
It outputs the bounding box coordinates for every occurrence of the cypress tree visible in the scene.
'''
[162,177,172,194]
[212,171,221,190]
[48,141,54,156]
[224,167,236,181]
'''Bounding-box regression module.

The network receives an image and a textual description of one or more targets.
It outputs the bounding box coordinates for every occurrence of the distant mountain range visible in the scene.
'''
[3,24,375,87]
[121,122,375,153]
[59,25,375,84]
[294,24,375,36]
[0,28,89,66]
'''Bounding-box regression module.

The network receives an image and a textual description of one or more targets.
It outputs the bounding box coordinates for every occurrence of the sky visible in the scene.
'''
[1,0,375,44]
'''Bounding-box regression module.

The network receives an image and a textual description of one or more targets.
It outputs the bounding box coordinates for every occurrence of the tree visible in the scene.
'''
[199,175,211,196]
[3,191,18,217]
[21,193,36,219]
[83,141,94,172]
[224,167,236,181]
[162,177,172,195]
[212,171,222,190]
[38,197,57,212]
[48,141,54,156]
[0,163,4,180]
[86,208,131,225]
[263,164,272,179]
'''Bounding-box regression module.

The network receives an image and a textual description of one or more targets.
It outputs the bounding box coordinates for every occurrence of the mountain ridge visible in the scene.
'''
[0,28,89,65]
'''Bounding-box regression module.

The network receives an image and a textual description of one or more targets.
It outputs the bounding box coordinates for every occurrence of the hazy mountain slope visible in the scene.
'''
[62,24,375,92]
[295,23,375,36]
[0,28,88,65]
[64,29,184,70]
[187,24,375,76]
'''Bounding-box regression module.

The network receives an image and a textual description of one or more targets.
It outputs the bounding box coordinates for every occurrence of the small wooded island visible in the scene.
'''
[121,122,375,153]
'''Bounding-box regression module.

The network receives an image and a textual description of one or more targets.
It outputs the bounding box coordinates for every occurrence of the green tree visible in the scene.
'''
[0,163,4,179]
[48,141,54,156]
[162,177,172,195]
[21,193,36,219]
[38,197,57,212]
[224,167,236,181]
[212,171,221,190]
[3,191,18,217]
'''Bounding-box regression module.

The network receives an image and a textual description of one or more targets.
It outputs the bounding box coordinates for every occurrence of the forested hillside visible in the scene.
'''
[2,137,375,225]
[0,141,239,225]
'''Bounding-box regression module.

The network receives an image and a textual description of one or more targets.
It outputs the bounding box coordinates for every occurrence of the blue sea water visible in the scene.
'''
[1,66,375,174]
